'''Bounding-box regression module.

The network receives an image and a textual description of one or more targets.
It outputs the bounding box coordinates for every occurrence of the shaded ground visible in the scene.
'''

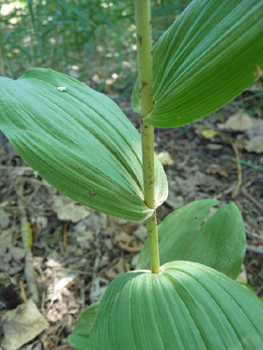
[0,96,263,350]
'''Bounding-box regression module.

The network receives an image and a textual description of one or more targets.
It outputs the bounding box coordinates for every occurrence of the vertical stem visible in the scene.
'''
[0,26,5,76]
[135,0,159,274]
[146,211,159,274]
[135,0,154,118]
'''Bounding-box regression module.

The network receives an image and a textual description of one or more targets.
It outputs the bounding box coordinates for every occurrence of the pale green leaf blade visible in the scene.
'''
[90,262,263,350]
[68,301,99,350]
[0,69,167,221]
[132,0,263,128]
[137,200,245,279]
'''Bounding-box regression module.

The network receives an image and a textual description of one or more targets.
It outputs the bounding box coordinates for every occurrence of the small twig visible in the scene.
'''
[231,142,242,199]
[245,230,263,240]
[242,189,263,213]
[18,185,39,304]
[246,245,263,255]
[19,281,27,302]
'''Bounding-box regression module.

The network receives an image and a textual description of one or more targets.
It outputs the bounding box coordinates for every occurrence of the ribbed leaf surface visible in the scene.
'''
[0,69,167,221]
[90,262,263,350]
[68,301,99,350]
[132,0,263,128]
[137,200,245,279]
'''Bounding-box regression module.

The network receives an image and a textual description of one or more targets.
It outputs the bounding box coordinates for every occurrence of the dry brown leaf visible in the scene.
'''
[234,138,248,150]
[245,136,263,153]
[133,225,147,242]
[105,258,125,280]
[217,111,253,131]
[207,164,228,178]
[1,299,49,350]
[53,196,90,223]
[246,117,263,138]
[114,231,143,252]
[90,277,109,303]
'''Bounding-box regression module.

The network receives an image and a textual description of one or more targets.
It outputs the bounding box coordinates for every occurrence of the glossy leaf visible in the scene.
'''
[0,68,167,221]
[132,0,263,128]
[137,200,245,279]
[68,301,99,350]
[90,261,263,350]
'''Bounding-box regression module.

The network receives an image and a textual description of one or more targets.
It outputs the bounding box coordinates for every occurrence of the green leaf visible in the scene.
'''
[90,261,263,350]
[68,301,100,350]
[132,0,263,128]
[237,281,258,297]
[0,68,167,221]
[137,200,245,279]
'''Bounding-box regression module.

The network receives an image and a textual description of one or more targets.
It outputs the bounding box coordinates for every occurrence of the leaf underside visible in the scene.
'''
[0,69,168,221]
[90,261,263,350]
[137,200,246,280]
[132,0,263,128]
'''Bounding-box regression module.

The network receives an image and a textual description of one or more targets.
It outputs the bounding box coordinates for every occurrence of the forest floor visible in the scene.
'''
[0,95,263,350]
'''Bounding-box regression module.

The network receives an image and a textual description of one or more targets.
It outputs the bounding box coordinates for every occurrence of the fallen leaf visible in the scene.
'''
[105,258,125,280]
[217,111,253,131]
[1,299,49,350]
[53,196,90,223]
[246,117,263,139]
[207,164,228,178]
[133,225,147,242]
[34,216,48,232]
[90,277,109,303]
[114,231,143,252]
[157,151,174,165]
[234,138,248,150]
[245,136,263,153]
[54,271,80,291]
[0,209,10,229]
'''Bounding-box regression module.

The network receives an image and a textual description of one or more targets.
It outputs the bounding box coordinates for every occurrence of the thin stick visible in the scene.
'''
[231,142,242,199]
[18,190,39,304]
[135,0,159,274]
[242,189,263,213]
[246,245,263,255]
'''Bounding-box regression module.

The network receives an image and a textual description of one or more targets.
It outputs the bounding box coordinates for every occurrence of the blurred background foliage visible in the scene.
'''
[0,0,262,112]
[0,0,189,93]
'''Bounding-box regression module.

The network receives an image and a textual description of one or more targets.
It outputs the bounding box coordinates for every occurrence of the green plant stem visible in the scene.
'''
[146,210,159,273]
[0,27,5,77]
[135,0,159,274]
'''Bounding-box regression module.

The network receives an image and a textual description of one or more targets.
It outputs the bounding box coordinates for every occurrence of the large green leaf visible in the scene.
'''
[137,200,245,280]
[0,68,167,221]
[68,301,100,350]
[89,261,263,350]
[132,0,263,128]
